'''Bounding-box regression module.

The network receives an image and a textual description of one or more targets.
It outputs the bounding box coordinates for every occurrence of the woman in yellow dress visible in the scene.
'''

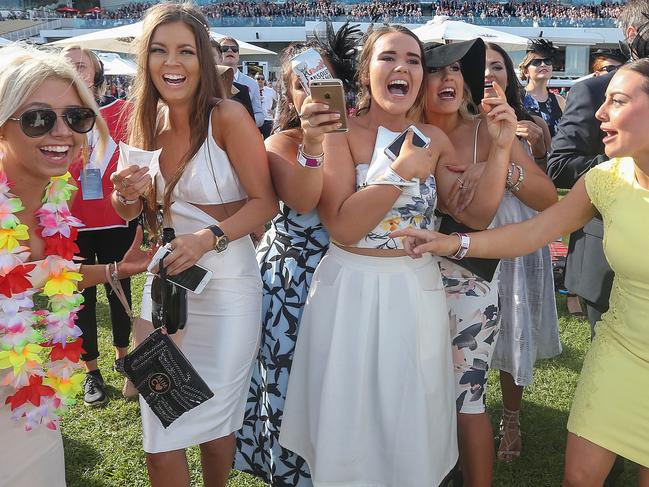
[392,58,649,487]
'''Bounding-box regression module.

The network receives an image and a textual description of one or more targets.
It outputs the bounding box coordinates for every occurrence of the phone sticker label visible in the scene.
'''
[290,48,333,95]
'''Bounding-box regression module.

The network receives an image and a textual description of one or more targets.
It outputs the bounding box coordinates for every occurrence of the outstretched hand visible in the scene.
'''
[390,228,460,259]
[118,225,155,278]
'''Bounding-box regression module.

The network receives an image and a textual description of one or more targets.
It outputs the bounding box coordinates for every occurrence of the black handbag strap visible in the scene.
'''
[158,254,169,332]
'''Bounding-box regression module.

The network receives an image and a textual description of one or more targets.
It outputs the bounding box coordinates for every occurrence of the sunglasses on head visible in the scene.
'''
[528,58,553,68]
[8,107,96,138]
[221,45,239,53]
[598,64,619,73]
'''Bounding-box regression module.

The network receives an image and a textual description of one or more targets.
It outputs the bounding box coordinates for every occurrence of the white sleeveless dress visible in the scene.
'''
[138,112,262,453]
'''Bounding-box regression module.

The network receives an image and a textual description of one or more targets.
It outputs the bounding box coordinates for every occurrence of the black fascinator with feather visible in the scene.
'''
[526,38,558,60]
[314,21,362,92]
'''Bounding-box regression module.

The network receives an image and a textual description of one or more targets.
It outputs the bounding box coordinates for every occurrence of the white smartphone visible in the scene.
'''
[147,245,213,295]
[384,125,431,161]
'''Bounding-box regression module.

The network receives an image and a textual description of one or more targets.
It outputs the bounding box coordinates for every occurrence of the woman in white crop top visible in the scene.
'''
[110,5,278,487]
[280,25,518,487]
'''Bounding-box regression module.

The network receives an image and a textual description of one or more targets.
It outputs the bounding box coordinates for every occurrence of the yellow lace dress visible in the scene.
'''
[567,157,649,467]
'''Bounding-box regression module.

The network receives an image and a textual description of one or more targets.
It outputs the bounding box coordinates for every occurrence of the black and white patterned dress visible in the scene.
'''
[235,203,328,486]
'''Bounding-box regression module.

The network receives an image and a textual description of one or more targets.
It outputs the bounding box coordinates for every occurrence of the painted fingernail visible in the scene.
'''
[336,123,342,128]
[333,113,341,119]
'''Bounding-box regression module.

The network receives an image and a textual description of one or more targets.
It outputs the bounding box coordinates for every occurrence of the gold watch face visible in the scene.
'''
[215,235,229,252]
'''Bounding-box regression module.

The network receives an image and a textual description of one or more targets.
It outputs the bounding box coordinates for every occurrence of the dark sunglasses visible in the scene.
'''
[598,64,619,73]
[255,77,265,81]
[221,45,239,53]
[8,107,96,138]
[528,58,553,68]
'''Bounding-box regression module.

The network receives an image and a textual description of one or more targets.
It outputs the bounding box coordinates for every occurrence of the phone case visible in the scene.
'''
[384,126,430,161]
[309,79,348,132]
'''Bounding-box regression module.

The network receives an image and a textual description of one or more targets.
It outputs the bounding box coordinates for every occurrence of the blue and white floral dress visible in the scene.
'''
[235,203,328,486]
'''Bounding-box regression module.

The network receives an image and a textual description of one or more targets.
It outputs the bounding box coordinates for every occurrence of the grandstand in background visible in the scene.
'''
[0,0,627,84]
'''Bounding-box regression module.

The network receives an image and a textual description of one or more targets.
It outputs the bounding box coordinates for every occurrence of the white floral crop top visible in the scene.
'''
[353,126,437,250]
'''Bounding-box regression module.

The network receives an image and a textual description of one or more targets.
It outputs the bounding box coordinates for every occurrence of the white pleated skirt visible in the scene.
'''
[280,244,458,487]
[139,201,262,453]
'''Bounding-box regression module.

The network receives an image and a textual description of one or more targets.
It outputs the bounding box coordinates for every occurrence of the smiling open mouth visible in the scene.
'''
[163,74,186,86]
[438,87,456,100]
[387,79,409,97]
[40,145,70,160]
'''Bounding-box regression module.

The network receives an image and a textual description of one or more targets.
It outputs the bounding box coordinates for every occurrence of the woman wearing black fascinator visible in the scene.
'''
[234,21,361,486]
[520,39,566,137]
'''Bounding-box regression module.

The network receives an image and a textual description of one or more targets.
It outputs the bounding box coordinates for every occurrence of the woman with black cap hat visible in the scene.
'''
[520,39,566,137]
[485,41,562,466]
[422,38,557,486]
[591,48,628,77]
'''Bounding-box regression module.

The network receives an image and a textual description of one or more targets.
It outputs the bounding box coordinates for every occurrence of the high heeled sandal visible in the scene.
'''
[497,408,521,462]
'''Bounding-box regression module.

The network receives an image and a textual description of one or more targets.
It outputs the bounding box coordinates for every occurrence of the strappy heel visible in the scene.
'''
[497,407,521,462]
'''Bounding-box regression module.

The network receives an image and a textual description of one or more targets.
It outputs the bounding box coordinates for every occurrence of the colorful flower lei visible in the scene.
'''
[0,172,84,431]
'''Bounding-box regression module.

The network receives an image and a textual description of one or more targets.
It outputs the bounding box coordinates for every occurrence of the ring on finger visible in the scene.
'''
[456,177,464,189]
[306,118,316,128]
[122,179,129,190]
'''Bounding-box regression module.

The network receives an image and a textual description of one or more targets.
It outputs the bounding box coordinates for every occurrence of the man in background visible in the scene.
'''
[211,39,254,120]
[255,72,277,138]
[219,36,264,127]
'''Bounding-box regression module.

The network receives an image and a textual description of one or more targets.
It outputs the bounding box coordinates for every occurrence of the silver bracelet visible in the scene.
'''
[449,232,470,260]
[509,163,525,193]
[505,163,516,190]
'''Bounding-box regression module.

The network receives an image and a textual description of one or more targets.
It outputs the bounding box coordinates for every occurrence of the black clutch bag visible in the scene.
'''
[114,260,213,428]
[438,214,500,282]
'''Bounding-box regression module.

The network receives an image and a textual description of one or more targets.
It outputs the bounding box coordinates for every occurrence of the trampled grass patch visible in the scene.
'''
[62,276,638,486]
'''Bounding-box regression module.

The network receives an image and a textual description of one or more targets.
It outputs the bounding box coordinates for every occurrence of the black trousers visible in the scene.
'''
[260,120,273,139]
[76,221,137,362]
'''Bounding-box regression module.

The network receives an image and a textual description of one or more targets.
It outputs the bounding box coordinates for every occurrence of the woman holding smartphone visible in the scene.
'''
[110,4,277,486]
[392,58,649,487]
[423,39,556,486]
[484,42,561,464]
[279,25,518,486]
[235,25,361,487]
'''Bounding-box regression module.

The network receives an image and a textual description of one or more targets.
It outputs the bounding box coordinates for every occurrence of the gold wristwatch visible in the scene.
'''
[207,225,229,252]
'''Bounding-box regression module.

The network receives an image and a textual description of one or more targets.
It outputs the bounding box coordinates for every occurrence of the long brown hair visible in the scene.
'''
[128,3,224,237]
[355,25,426,119]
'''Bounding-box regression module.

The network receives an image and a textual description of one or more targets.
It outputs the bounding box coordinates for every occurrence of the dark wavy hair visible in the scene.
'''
[485,42,533,122]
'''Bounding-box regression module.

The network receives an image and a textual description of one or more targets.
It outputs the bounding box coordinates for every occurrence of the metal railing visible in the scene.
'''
[1,18,61,40]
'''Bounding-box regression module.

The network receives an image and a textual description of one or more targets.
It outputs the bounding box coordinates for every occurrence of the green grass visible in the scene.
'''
[62,277,639,486]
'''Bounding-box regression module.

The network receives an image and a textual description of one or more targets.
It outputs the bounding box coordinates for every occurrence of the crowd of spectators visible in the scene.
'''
[27,0,624,23]
[433,0,624,22]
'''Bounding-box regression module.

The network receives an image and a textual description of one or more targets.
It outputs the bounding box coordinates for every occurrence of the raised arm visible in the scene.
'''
[266,97,342,214]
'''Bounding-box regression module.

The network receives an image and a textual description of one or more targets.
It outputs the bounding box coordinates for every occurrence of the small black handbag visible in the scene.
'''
[437,214,500,282]
[114,260,213,428]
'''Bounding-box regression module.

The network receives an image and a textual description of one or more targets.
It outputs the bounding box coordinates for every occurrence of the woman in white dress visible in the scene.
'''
[279,25,518,486]
[0,44,148,487]
[110,4,278,487]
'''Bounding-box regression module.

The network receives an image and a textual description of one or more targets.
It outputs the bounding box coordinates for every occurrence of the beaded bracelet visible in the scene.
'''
[509,163,525,193]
